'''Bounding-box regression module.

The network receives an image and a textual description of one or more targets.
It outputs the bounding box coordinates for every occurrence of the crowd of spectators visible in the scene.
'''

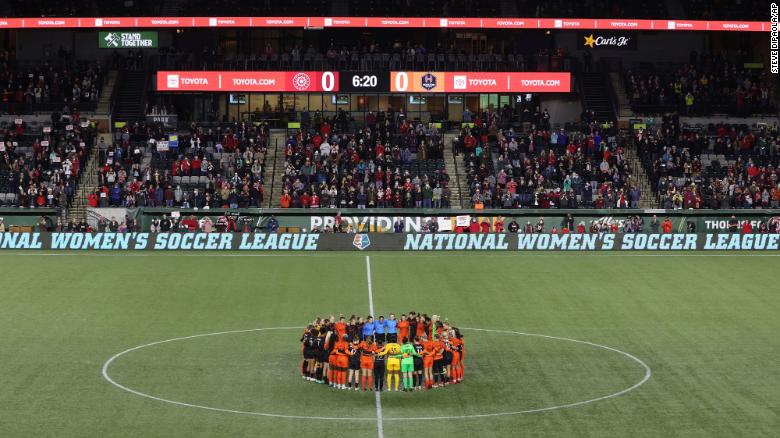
[0,112,95,208]
[90,121,267,210]
[521,0,669,18]
[624,54,776,117]
[636,119,780,209]
[156,41,530,73]
[459,106,638,209]
[682,0,766,20]
[279,112,450,209]
[1,51,103,114]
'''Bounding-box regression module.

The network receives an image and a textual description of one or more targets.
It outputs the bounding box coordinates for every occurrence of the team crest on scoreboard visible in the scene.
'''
[421,72,438,90]
[352,234,371,250]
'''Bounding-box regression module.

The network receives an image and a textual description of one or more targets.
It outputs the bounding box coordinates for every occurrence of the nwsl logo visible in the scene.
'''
[421,73,437,90]
[352,234,371,250]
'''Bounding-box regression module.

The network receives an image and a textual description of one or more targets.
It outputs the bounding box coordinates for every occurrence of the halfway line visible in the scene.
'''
[365,255,383,438]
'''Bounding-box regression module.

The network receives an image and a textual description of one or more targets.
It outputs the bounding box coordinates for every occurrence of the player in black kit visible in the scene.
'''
[412,336,425,390]
[373,340,386,391]
[300,327,318,381]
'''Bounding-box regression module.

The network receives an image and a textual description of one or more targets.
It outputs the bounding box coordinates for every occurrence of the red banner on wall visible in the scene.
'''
[0,17,768,32]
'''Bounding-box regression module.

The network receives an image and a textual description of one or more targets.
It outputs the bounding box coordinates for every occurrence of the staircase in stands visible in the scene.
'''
[267,130,289,207]
[65,71,119,223]
[113,70,148,123]
[442,131,467,208]
[623,147,658,208]
[581,73,616,123]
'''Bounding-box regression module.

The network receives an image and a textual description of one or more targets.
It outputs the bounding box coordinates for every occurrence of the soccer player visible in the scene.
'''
[449,328,464,383]
[377,339,402,391]
[312,327,325,383]
[334,315,347,339]
[358,336,378,391]
[396,314,409,344]
[432,333,446,387]
[421,334,436,389]
[416,315,428,340]
[362,316,375,341]
[333,334,351,389]
[373,341,386,391]
[412,336,425,390]
[300,327,318,381]
[321,326,335,385]
[386,314,398,343]
[347,337,362,390]
[375,316,386,343]
[399,337,421,391]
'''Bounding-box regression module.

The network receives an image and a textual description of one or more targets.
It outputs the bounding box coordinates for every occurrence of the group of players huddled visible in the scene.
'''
[301,313,465,391]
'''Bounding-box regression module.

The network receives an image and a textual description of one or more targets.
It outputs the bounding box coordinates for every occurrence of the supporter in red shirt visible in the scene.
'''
[661,218,673,233]
[463,134,477,151]
[181,216,198,231]
[468,218,480,233]
[741,221,753,234]
[300,192,311,208]
[576,223,586,233]
[480,220,490,233]
[494,217,504,233]
[280,191,292,208]
[191,157,202,175]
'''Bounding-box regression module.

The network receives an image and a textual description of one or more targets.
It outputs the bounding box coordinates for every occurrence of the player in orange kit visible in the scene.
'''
[397,314,409,344]
[334,315,347,339]
[358,336,378,391]
[449,328,464,383]
[421,334,437,389]
[332,335,351,389]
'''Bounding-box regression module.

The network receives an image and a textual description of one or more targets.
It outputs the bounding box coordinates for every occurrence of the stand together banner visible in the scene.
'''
[0,233,779,251]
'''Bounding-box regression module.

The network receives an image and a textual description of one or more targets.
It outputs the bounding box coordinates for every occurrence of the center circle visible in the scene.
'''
[102,327,651,421]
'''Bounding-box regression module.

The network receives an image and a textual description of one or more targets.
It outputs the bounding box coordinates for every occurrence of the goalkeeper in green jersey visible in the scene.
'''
[400,337,421,392]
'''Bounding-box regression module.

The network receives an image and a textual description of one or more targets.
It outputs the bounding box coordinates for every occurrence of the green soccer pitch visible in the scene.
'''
[1,251,778,438]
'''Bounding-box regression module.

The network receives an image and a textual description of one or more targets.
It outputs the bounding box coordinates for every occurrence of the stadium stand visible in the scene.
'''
[0,52,104,115]
[93,122,267,209]
[682,0,768,20]
[518,0,669,19]
[456,106,638,209]
[0,114,95,209]
[153,44,535,73]
[279,116,450,209]
[636,120,780,209]
[624,57,777,117]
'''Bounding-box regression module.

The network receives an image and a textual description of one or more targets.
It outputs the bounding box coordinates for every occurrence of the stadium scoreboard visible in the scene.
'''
[339,72,390,92]
[157,71,571,93]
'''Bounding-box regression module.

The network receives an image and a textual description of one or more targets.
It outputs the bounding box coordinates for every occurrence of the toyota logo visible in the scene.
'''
[292,73,311,91]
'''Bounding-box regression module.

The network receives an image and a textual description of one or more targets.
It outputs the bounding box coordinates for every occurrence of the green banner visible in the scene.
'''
[99,31,158,49]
